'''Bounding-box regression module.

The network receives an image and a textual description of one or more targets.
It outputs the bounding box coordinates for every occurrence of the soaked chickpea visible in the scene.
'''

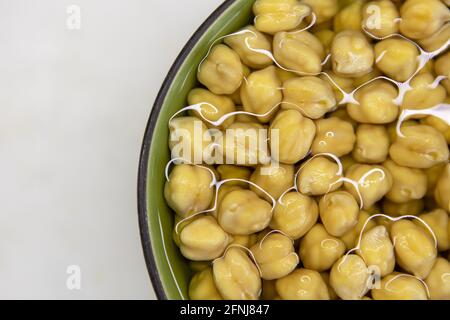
[382,198,425,216]
[333,0,364,32]
[312,117,356,157]
[340,211,377,250]
[402,73,447,110]
[224,25,273,69]
[216,165,252,188]
[189,268,223,300]
[425,258,450,300]
[320,272,339,300]
[383,159,427,204]
[374,39,419,82]
[253,0,312,34]
[188,88,236,128]
[389,125,449,169]
[270,192,319,239]
[353,125,390,163]
[362,0,400,38]
[347,80,399,124]
[273,31,325,74]
[331,30,374,78]
[421,116,450,145]
[425,163,446,197]
[241,66,283,123]
[299,224,346,271]
[218,189,273,235]
[250,233,298,280]
[314,29,336,53]
[399,0,450,40]
[345,164,393,209]
[330,254,370,300]
[301,0,339,23]
[282,76,337,119]
[418,23,450,53]
[416,209,449,252]
[298,156,342,196]
[320,191,360,237]
[372,273,429,300]
[269,109,316,164]
[197,44,244,95]
[164,164,214,218]
[358,226,396,277]
[435,52,450,94]
[435,163,450,212]
[320,72,354,102]
[250,163,295,201]
[213,247,262,300]
[390,220,437,279]
[276,269,330,300]
[230,234,259,248]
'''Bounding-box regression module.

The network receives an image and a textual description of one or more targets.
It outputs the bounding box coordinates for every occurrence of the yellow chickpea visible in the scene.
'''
[320,272,339,300]
[333,0,364,32]
[219,122,272,166]
[331,30,375,78]
[402,73,447,110]
[198,44,244,95]
[230,234,259,248]
[320,72,355,102]
[418,23,450,53]
[421,116,450,144]
[250,163,295,201]
[416,209,449,252]
[224,25,273,69]
[169,116,212,164]
[189,261,211,273]
[425,163,446,197]
[164,164,214,218]
[389,125,449,169]
[362,0,400,38]
[382,198,425,216]
[250,233,299,280]
[314,29,336,54]
[282,76,337,119]
[216,165,252,188]
[253,0,312,34]
[399,0,450,40]
[435,163,450,212]
[383,159,427,203]
[330,255,370,300]
[344,164,393,209]
[212,185,242,218]
[328,107,358,128]
[299,224,346,271]
[425,258,450,300]
[372,273,428,300]
[218,189,273,235]
[275,67,297,83]
[179,215,231,261]
[358,226,396,277]
[241,66,283,123]
[347,80,399,124]
[340,211,377,250]
[352,67,383,88]
[188,88,236,128]
[213,247,262,300]
[311,117,356,157]
[435,51,450,94]
[273,31,325,75]
[298,156,343,196]
[276,269,330,300]
[319,191,360,237]
[374,39,419,82]
[301,0,339,23]
[270,192,319,239]
[189,268,223,300]
[269,109,316,164]
[353,125,390,163]
[390,220,437,279]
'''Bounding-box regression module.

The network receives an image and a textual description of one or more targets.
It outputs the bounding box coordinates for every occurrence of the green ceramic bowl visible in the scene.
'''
[138,0,256,300]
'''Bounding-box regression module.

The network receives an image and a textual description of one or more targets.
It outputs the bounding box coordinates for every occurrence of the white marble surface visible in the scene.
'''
[0,0,223,299]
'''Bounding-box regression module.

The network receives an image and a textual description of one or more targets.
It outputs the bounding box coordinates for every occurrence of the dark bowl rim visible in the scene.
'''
[137,0,236,300]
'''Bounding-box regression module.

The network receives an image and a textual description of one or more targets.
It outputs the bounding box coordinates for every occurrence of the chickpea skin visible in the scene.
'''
[270,192,319,239]
[319,191,360,237]
[353,125,390,164]
[299,224,346,272]
[197,44,244,95]
[269,109,316,164]
[311,117,356,157]
[250,233,298,280]
[276,269,330,300]
[331,30,375,78]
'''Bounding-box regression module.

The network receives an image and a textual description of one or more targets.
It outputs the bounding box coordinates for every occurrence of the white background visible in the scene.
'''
[0,0,223,299]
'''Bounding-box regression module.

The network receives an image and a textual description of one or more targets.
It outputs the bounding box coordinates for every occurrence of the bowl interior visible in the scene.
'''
[140,0,255,300]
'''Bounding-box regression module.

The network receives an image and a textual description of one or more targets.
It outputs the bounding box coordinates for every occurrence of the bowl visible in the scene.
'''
[137,0,255,300]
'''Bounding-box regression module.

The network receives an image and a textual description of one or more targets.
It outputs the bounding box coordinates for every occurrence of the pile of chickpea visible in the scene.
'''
[164,0,450,300]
